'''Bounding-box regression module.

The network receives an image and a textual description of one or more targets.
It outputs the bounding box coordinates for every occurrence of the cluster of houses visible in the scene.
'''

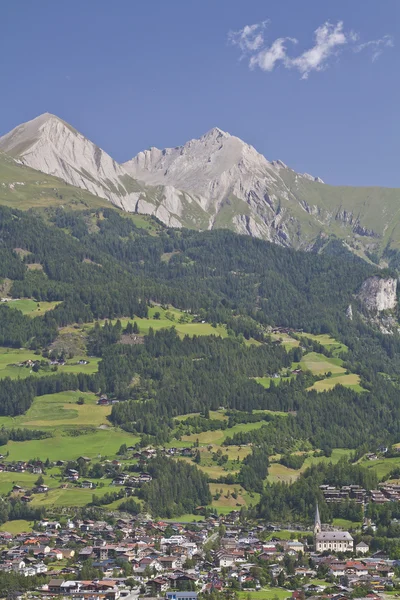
[320,482,400,505]
[320,484,367,505]
[370,483,400,503]
[0,459,45,475]
[0,510,398,600]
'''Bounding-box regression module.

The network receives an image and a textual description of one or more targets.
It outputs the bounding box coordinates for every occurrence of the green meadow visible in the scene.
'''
[0,347,100,380]
[360,455,400,479]
[181,420,267,446]
[300,333,348,356]
[238,588,292,600]
[0,391,111,429]
[268,448,353,483]
[30,485,116,508]
[3,428,139,462]
[300,352,345,375]
[6,299,60,316]
[0,520,33,534]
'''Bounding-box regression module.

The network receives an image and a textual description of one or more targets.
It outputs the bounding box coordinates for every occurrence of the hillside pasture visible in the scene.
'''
[6,299,60,316]
[267,448,353,483]
[309,373,363,392]
[30,484,115,508]
[238,588,291,600]
[3,428,139,462]
[269,332,300,349]
[301,333,348,356]
[209,483,260,513]
[0,391,111,429]
[0,347,100,380]
[299,352,345,375]
[360,455,400,480]
[0,520,33,534]
[181,420,267,445]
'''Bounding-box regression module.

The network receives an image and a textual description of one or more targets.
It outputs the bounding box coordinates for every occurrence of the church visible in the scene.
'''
[314,503,354,553]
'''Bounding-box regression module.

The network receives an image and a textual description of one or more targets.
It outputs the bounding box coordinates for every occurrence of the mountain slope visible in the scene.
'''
[2,114,400,257]
[0,114,211,229]
[125,128,400,253]
[0,151,110,210]
[124,127,326,242]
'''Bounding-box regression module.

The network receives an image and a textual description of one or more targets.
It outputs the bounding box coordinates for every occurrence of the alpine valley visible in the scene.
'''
[1,112,400,534]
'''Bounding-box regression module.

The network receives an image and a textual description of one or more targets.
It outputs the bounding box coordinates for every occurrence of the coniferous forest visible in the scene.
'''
[1,205,400,518]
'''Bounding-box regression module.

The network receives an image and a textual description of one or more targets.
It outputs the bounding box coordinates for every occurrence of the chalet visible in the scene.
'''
[36,485,48,493]
[81,480,95,489]
[97,396,111,406]
[66,468,79,481]
[12,485,24,493]
[146,577,169,594]
[158,556,179,570]
[48,579,64,593]
[48,549,63,560]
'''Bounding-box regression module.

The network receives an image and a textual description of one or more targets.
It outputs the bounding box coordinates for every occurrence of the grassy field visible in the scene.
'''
[6,299,60,316]
[309,373,363,392]
[238,588,292,600]
[332,518,361,529]
[0,471,54,495]
[175,410,228,422]
[88,306,228,339]
[254,376,294,389]
[3,428,139,462]
[0,391,111,429]
[268,449,353,483]
[166,514,206,523]
[30,484,114,508]
[301,333,348,356]
[269,333,300,349]
[0,520,33,533]
[0,347,100,380]
[181,421,267,446]
[296,352,364,393]
[360,455,400,479]
[209,483,260,512]
[299,352,346,375]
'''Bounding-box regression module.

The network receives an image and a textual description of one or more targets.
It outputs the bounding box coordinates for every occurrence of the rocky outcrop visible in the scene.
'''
[346,304,353,320]
[357,276,398,312]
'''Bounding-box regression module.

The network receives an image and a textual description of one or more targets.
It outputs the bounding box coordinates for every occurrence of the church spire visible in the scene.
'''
[314,502,321,535]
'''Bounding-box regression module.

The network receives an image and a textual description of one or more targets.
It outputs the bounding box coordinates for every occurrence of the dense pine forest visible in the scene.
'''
[1,205,400,518]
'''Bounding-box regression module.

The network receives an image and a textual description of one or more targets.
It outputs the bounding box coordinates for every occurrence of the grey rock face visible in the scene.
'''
[358,276,397,312]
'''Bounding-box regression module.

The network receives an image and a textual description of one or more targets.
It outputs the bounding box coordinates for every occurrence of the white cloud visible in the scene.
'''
[228,20,270,53]
[289,21,347,79]
[229,19,394,78]
[355,34,394,62]
[249,37,297,71]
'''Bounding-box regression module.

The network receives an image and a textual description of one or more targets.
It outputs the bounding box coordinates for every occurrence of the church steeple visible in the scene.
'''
[314,502,321,535]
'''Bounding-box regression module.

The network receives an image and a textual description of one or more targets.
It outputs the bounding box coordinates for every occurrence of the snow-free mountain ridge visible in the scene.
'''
[1,113,400,256]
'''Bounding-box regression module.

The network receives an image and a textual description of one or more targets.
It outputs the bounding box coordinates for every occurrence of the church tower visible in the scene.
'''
[314,502,321,535]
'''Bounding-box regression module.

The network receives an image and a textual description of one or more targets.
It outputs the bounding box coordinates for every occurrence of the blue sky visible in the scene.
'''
[0,0,398,186]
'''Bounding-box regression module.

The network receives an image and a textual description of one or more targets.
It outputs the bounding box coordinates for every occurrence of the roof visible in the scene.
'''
[316,532,353,541]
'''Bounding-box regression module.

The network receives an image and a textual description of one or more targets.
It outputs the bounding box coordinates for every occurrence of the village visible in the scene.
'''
[0,503,400,600]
